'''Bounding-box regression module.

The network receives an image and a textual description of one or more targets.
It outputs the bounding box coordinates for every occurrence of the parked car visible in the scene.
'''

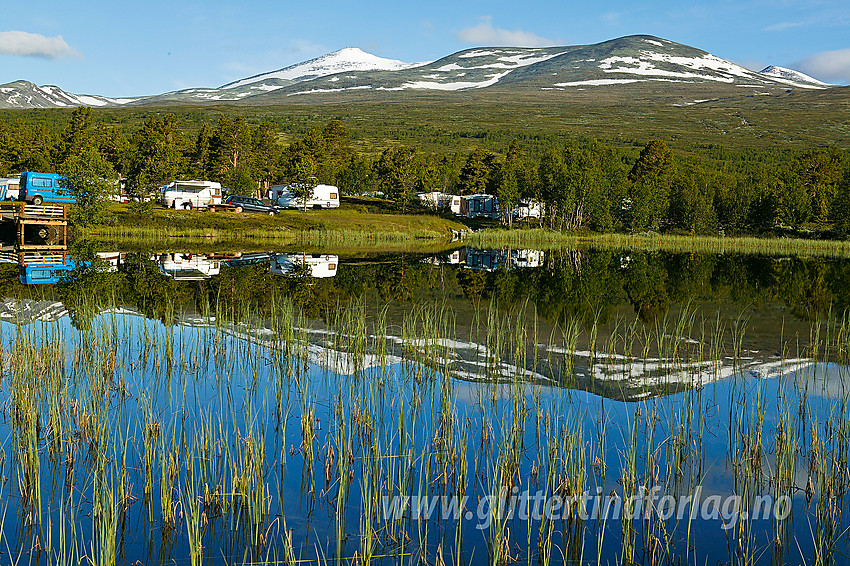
[224,195,279,215]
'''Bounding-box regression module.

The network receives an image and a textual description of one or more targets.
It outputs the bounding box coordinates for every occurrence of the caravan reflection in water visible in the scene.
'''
[270,253,338,278]
[155,253,222,281]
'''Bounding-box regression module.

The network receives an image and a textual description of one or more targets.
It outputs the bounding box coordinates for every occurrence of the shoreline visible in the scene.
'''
[467,229,850,258]
[76,205,850,258]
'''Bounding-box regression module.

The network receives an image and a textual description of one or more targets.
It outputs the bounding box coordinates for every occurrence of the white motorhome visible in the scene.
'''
[0,177,20,200]
[269,184,340,210]
[161,180,223,210]
[270,253,339,278]
[155,253,221,281]
[417,191,452,210]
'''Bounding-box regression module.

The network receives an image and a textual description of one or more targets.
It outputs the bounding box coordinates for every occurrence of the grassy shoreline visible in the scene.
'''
[77,205,850,258]
[80,204,467,247]
[467,228,850,257]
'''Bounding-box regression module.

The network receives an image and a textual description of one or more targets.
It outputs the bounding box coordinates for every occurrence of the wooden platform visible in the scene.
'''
[0,202,68,249]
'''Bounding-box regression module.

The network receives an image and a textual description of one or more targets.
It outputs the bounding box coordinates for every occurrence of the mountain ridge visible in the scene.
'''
[219,47,423,90]
[0,35,836,109]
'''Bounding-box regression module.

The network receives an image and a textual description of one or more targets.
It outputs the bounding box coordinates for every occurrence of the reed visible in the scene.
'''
[468,229,850,258]
[0,276,849,565]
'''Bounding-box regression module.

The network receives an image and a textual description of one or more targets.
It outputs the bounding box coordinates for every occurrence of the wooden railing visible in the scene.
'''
[0,202,67,221]
[18,251,67,266]
[18,204,66,220]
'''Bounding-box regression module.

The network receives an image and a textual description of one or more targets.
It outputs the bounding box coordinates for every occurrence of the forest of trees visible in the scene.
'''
[1,107,849,236]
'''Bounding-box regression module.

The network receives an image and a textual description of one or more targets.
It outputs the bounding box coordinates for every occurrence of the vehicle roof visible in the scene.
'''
[22,172,62,177]
[167,180,222,188]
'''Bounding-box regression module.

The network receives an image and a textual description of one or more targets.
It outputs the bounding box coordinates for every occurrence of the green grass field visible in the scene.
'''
[82,202,467,248]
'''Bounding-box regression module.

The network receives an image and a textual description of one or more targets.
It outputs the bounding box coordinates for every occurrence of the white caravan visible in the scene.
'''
[161,180,223,210]
[511,200,543,220]
[155,253,221,281]
[270,253,339,278]
[417,191,452,210]
[0,177,20,200]
[269,184,340,210]
[509,249,544,269]
[96,252,123,272]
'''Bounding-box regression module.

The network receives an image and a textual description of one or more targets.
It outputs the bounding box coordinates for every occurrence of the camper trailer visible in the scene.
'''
[0,177,20,200]
[270,253,339,278]
[269,184,340,210]
[463,194,500,219]
[509,249,545,269]
[156,253,221,281]
[161,180,223,210]
[417,191,452,210]
[511,200,543,220]
[464,249,503,272]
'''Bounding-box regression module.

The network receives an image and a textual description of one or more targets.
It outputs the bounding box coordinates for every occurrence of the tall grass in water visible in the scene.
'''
[469,229,850,258]
[2,284,850,565]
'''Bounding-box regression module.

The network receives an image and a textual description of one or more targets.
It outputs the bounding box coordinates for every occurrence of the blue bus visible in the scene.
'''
[19,172,77,205]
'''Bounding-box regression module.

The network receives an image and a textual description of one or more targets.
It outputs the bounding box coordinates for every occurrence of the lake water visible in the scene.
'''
[0,245,848,565]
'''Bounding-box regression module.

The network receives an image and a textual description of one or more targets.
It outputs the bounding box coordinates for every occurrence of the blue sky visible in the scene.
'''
[1,0,849,97]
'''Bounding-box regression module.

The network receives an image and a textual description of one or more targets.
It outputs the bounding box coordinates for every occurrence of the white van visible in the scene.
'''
[161,180,223,210]
[269,184,340,210]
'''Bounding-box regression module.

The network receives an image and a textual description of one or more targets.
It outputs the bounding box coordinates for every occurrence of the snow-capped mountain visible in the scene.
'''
[0,80,138,109]
[758,65,831,88]
[0,36,837,109]
[221,47,423,90]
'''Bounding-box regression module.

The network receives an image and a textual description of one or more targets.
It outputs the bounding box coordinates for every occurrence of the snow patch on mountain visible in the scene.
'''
[597,53,759,83]
[287,85,372,96]
[759,65,831,89]
[555,78,642,86]
[458,50,500,58]
[0,81,138,109]
[390,49,565,91]
[220,47,422,90]
[594,50,828,90]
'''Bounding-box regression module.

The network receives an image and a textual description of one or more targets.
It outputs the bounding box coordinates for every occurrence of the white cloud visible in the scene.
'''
[797,47,850,83]
[0,30,81,59]
[457,17,560,48]
[763,21,808,32]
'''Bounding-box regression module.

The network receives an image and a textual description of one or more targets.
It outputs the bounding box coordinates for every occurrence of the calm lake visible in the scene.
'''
[0,244,848,565]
